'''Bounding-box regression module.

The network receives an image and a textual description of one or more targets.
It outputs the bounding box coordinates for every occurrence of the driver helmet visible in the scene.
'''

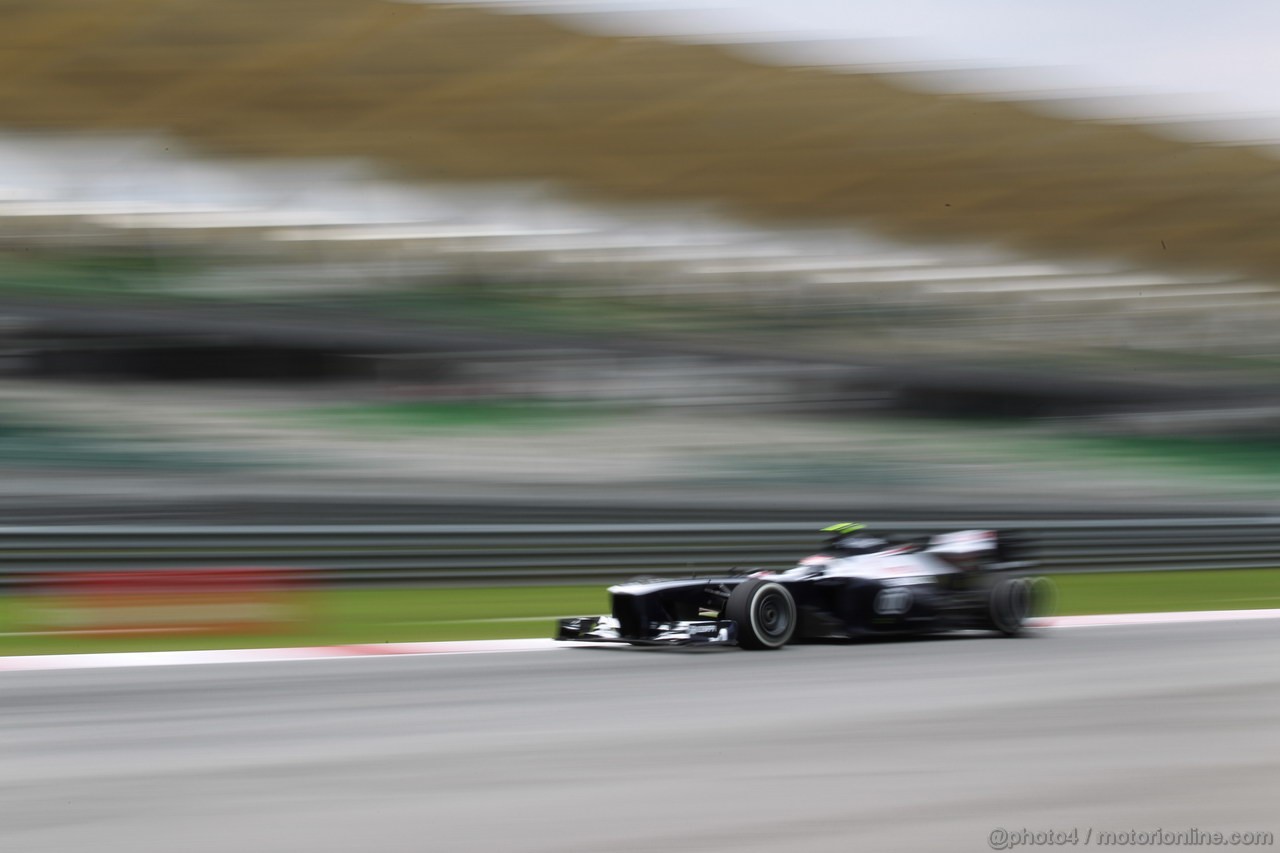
[821,522,889,553]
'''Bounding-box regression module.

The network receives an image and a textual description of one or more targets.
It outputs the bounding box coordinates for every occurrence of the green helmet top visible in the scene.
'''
[821,522,866,534]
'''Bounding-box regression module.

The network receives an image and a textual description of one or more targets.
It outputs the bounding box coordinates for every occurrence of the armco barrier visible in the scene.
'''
[0,519,1277,586]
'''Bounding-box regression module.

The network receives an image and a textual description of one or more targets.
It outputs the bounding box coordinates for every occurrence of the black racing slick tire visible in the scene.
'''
[726,579,796,650]
[985,576,1034,636]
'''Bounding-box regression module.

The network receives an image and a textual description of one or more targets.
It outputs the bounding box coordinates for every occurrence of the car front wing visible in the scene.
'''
[556,615,739,646]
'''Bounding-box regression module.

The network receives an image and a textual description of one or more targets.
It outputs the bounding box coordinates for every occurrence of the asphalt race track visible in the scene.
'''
[3,623,1278,853]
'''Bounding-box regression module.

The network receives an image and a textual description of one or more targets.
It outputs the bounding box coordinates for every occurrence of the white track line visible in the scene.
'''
[2,609,1279,672]
[1031,608,1280,628]
[0,638,571,671]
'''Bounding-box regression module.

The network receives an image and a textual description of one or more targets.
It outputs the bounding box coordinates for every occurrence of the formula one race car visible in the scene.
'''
[556,523,1047,650]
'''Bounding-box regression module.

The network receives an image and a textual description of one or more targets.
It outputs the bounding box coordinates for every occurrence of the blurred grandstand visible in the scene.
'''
[0,0,1278,517]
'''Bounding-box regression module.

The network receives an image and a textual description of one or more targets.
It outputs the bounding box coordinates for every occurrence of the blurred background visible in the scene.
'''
[2,0,1280,651]
[6,6,1280,853]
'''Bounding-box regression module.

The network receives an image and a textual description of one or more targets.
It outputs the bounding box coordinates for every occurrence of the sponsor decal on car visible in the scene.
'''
[874,587,914,616]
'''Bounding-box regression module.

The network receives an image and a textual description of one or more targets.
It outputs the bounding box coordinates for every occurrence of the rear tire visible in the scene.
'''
[986,576,1033,636]
[726,579,796,650]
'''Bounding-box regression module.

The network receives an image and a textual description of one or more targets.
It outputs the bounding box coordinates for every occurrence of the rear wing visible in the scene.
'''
[926,529,1036,571]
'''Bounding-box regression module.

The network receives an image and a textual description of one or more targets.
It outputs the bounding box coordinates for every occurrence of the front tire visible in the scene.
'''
[726,579,796,650]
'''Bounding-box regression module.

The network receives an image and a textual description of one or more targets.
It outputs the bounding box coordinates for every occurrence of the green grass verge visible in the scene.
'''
[1048,569,1280,616]
[0,585,608,657]
[2,570,1278,657]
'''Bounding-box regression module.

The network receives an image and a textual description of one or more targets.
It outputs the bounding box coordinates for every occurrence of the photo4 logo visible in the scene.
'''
[988,827,1274,849]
